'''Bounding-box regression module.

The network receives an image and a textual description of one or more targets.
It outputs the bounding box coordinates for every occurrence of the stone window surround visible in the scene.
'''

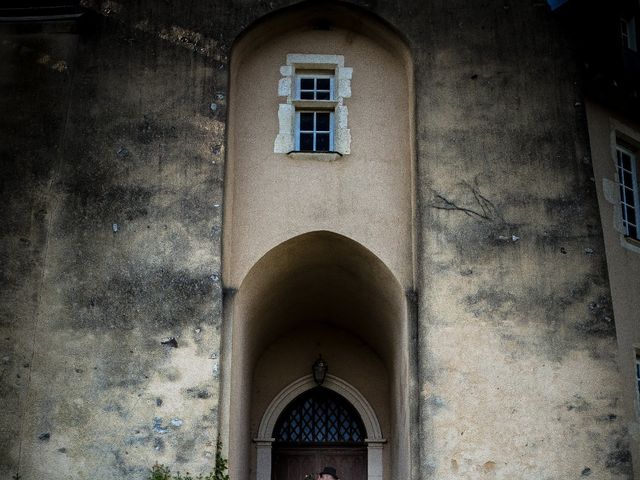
[636,349,640,418]
[254,374,386,480]
[274,54,352,156]
[602,120,640,254]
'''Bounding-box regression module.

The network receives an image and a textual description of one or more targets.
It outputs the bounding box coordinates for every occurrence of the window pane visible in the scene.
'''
[300,113,314,131]
[317,78,330,90]
[300,133,314,151]
[316,133,330,151]
[624,203,636,217]
[300,78,314,90]
[316,91,330,100]
[300,91,314,100]
[316,112,330,131]
[624,170,633,187]
[624,186,635,200]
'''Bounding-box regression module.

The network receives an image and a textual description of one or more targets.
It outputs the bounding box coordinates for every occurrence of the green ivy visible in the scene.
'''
[148,441,230,480]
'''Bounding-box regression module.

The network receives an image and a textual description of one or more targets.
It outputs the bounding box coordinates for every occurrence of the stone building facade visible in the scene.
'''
[0,0,637,479]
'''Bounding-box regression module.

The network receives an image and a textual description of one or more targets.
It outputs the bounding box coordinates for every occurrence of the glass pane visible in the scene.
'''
[300,113,314,131]
[316,133,330,151]
[316,91,330,100]
[624,186,635,201]
[316,112,330,131]
[317,78,330,90]
[300,78,314,89]
[630,224,638,238]
[300,133,314,151]
[300,91,315,100]
[624,170,633,187]
[624,207,636,232]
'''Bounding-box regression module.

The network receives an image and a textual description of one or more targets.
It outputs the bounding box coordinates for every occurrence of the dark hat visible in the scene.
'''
[320,466,339,479]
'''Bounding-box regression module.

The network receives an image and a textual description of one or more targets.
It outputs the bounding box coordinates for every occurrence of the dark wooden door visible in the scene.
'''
[273,447,367,480]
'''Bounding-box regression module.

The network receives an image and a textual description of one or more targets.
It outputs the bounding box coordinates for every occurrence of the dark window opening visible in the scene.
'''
[273,387,366,445]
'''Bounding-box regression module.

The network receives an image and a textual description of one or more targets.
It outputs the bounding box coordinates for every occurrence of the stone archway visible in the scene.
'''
[255,374,385,480]
[220,231,411,480]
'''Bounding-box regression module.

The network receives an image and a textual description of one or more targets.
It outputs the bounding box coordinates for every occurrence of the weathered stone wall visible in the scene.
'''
[0,4,231,477]
[411,2,632,478]
[0,0,633,479]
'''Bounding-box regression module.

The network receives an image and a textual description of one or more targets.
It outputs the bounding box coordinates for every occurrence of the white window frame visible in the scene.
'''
[296,74,334,101]
[621,16,638,52]
[616,144,640,240]
[295,111,334,152]
[274,54,352,156]
[636,351,640,418]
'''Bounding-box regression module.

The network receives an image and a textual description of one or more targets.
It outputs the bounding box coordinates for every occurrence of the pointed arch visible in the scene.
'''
[257,374,384,441]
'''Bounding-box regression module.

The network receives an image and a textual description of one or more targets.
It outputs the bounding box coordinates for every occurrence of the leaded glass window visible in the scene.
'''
[273,388,365,444]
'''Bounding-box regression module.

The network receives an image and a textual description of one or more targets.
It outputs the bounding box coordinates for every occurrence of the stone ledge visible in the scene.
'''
[287,151,342,162]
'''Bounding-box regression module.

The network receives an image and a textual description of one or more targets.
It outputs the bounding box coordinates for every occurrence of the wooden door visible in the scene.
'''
[273,446,367,480]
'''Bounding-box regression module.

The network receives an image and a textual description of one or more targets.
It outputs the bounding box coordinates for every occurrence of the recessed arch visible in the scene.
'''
[221,2,416,479]
[220,230,412,480]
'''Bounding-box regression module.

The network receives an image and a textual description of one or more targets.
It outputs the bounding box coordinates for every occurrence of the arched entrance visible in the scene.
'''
[255,375,385,480]
[220,231,411,480]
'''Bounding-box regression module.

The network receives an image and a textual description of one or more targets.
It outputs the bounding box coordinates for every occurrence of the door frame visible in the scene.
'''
[254,374,386,480]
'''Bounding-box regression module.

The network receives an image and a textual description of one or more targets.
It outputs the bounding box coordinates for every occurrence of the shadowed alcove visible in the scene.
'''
[224,231,410,480]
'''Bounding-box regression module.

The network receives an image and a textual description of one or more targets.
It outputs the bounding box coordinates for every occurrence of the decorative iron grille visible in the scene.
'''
[273,387,365,444]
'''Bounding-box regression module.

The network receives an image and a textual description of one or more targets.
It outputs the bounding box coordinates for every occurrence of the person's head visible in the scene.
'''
[319,466,339,480]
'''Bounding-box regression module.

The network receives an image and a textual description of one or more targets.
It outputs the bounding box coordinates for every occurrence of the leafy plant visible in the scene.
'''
[148,441,230,480]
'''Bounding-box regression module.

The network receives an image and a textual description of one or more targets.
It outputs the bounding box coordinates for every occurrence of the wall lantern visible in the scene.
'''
[312,356,328,386]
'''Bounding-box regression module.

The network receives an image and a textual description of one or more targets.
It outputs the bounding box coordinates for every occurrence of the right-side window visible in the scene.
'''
[616,145,640,239]
[621,16,638,52]
[636,352,640,416]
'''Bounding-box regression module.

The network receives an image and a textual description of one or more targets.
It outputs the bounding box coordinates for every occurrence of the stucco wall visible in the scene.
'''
[586,100,640,477]
[0,0,634,479]
[224,22,414,289]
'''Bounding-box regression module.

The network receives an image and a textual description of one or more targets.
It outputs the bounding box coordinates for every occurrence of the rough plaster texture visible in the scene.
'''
[413,1,631,477]
[0,0,634,479]
[1,5,228,478]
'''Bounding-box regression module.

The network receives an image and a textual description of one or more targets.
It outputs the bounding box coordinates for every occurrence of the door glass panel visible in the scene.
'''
[273,387,365,444]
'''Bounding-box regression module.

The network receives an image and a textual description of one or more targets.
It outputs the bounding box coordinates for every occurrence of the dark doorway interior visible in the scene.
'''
[273,447,366,480]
